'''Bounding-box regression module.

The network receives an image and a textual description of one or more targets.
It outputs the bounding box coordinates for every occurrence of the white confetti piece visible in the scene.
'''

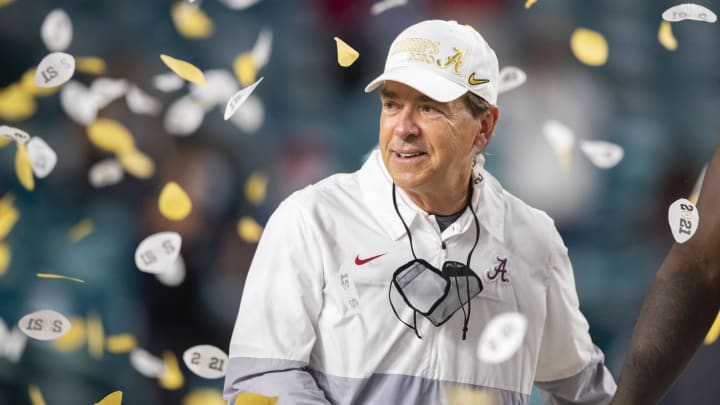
[668,198,699,243]
[90,77,129,110]
[218,0,261,10]
[252,28,273,68]
[41,9,73,52]
[370,0,407,15]
[477,312,527,364]
[190,69,238,111]
[229,94,265,133]
[182,344,228,379]
[35,52,75,88]
[224,77,263,120]
[0,125,30,144]
[126,85,161,115]
[663,3,717,23]
[0,318,27,363]
[579,140,624,169]
[498,66,527,94]
[542,120,575,169]
[153,72,185,93]
[134,232,182,274]
[155,255,186,287]
[18,309,72,341]
[88,158,124,188]
[130,348,165,378]
[164,96,205,136]
[26,137,58,178]
[60,81,99,125]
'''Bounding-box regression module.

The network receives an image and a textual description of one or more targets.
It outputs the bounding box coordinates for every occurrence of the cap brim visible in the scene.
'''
[364,67,467,103]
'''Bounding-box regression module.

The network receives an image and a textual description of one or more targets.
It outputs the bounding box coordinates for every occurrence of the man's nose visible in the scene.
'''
[392,107,419,138]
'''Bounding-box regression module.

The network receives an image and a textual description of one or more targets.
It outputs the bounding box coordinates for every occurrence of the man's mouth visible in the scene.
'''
[394,151,426,159]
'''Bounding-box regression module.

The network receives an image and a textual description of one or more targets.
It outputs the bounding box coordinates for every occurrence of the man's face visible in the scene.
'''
[379,81,489,199]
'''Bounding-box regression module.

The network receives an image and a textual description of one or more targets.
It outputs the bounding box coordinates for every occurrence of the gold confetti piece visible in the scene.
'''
[106,334,137,353]
[0,242,10,277]
[658,21,678,51]
[28,385,47,405]
[36,273,85,283]
[183,388,226,405]
[0,0,16,7]
[95,391,123,405]
[705,310,720,345]
[68,218,94,242]
[160,54,206,87]
[158,182,193,221]
[569,28,608,67]
[235,393,279,405]
[0,193,19,240]
[0,84,37,121]
[87,119,135,154]
[159,351,184,390]
[15,143,35,191]
[87,311,105,360]
[171,2,214,39]
[233,52,258,87]
[334,37,359,67]
[20,68,60,97]
[53,317,86,352]
[524,0,538,9]
[76,57,107,75]
[688,165,706,205]
[245,172,268,205]
[0,136,11,147]
[237,217,263,242]
[447,386,495,405]
[118,148,155,179]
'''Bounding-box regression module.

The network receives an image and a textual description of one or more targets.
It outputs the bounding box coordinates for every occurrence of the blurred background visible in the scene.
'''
[1,0,719,404]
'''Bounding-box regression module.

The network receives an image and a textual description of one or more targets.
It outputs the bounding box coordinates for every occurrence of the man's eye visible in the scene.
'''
[383,101,398,109]
[421,105,439,113]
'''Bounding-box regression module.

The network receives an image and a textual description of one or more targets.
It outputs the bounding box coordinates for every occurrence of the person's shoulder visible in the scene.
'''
[284,170,361,210]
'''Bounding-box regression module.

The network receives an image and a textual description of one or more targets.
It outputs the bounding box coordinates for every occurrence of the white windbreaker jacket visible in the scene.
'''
[225,151,616,405]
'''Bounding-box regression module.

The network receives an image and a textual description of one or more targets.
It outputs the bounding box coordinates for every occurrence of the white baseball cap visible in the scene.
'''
[365,20,499,104]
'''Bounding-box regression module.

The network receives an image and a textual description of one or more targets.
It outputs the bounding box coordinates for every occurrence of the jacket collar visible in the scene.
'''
[358,150,505,242]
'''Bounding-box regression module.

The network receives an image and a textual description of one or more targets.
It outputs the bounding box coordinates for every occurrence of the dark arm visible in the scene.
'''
[611,145,720,405]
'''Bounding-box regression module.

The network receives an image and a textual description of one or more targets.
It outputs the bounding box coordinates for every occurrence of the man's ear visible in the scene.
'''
[474,105,500,149]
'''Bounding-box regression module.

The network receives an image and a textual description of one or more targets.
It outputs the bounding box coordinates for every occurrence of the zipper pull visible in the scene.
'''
[441,241,446,250]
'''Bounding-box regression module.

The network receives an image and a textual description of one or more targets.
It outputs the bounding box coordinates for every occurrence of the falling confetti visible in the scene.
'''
[15,143,35,191]
[663,3,717,23]
[36,273,85,283]
[688,164,706,205]
[135,232,183,274]
[87,119,135,154]
[171,1,214,39]
[0,125,30,144]
[159,351,185,390]
[26,137,58,178]
[158,182,193,221]
[75,56,108,75]
[19,309,72,341]
[89,159,125,188]
[53,317,85,352]
[106,334,138,353]
[69,219,94,242]
[95,391,123,405]
[153,72,185,93]
[578,140,624,169]
[334,37,359,67]
[164,96,205,136]
[218,0,262,10]
[477,312,527,364]
[668,198,699,243]
[252,28,273,70]
[542,120,575,170]
[658,21,678,51]
[126,85,162,115]
[233,52,258,87]
[155,255,186,287]
[524,0,538,9]
[235,392,279,405]
[229,94,265,133]
[0,193,20,240]
[190,69,238,110]
[0,0,16,7]
[0,319,27,363]
[60,81,98,125]
[237,216,263,242]
[245,172,268,205]
[160,54,206,86]
[118,148,155,179]
[370,0,407,15]
[130,348,166,378]
[569,28,608,66]
[20,68,60,97]
[0,243,10,277]
[41,9,73,52]
[224,77,263,120]
[28,385,47,405]
[35,52,75,88]
[183,388,226,405]
[497,66,527,94]
[90,77,129,108]
[182,344,228,379]
[704,311,720,345]
[87,311,105,359]
[0,84,37,121]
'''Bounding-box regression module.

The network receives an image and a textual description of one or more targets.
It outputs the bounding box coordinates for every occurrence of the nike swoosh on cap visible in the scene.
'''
[468,73,489,85]
[355,253,386,265]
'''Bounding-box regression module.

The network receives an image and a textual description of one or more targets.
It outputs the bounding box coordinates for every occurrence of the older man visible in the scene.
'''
[224,19,615,404]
